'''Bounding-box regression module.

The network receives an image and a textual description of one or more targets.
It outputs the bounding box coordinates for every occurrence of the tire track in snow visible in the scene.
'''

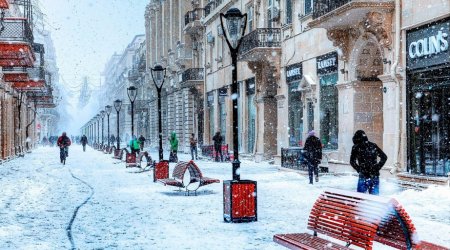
[66,168,94,250]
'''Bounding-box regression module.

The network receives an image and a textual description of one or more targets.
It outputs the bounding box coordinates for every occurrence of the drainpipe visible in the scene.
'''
[390,0,401,171]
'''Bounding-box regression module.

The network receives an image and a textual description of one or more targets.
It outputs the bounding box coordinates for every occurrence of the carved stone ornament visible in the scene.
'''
[326,28,360,61]
[362,12,392,49]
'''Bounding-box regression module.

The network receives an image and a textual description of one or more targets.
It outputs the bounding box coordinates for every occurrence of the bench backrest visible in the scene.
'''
[172,162,189,180]
[308,189,417,250]
[187,161,203,179]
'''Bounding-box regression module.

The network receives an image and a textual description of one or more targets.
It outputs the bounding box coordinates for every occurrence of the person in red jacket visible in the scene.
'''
[57,132,72,163]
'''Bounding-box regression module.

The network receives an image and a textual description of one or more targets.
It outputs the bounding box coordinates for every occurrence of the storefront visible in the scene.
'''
[285,62,303,147]
[406,17,450,176]
[317,52,339,150]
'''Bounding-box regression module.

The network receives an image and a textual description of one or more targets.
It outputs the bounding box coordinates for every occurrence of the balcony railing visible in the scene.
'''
[0,18,34,43]
[182,68,204,82]
[313,0,352,19]
[27,66,45,81]
[239,28,282,56]
[128,68,140,82]
[185,8,204,26]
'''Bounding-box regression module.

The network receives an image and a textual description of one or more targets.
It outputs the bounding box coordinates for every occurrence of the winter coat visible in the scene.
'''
[169,132,178,151]
[190,136,197,147]
[303,135,322,165]
[57,136,71,147]
[139,136,145,144]
[212,133,223,148]
[129,139,140,150]
[350,130,387,178]
[80,136,88,145]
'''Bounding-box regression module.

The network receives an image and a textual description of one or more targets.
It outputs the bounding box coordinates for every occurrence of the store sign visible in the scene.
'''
[219,87,228,96]
[407,18,450,70]
[317,51,338,75]
[285,63,302,82]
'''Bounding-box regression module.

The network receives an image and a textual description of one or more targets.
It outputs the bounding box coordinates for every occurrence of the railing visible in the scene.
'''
[128,68,140,82]
[281,147,308,171]
[0,18,33,43]
[185,8,204,26]
[182,68,204,82]
[239,28,282,56]
[313,0,352,19]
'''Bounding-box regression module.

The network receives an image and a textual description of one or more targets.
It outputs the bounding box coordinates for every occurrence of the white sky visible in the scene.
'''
[37,0,148,134]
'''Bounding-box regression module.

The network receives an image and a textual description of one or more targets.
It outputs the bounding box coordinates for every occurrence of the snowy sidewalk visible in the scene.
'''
[0,145,449,249]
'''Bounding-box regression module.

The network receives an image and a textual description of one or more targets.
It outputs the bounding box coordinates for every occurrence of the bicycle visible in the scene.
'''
[60,146,68,165]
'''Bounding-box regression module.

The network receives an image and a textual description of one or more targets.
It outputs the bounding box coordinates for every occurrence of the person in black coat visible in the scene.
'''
[350,130,387,195]
[304,130,322,184]
[212,131,223,162]
[80,135,88,152]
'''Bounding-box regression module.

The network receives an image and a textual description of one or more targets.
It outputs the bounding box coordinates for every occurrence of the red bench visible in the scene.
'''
[274,188,448,250]
[158,161,220,196]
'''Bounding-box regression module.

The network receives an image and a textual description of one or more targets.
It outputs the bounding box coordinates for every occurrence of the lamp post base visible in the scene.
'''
[223,180,257,223]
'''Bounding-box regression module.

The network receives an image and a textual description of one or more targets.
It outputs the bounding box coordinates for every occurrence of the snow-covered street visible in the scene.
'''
[0,146,449,249]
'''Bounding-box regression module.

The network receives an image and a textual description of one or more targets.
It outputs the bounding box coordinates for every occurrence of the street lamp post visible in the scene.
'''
[220,8,257,223]
[150,64,166,161]
[127,86,138,139]
[97,114,100,147]
[105,105,112,148]
[114,99,122,150]
[100,110,105,147]
[220,8,247,181]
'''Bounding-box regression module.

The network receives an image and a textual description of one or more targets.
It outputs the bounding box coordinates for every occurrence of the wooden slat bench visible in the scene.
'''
[274,188,449,250]
[158,161,220,195]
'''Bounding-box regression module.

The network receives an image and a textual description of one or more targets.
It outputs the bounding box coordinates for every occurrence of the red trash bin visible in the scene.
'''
[153,160,169,182]
[223,180,257,223]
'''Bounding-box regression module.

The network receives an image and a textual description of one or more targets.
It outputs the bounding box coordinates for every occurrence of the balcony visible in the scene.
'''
[0,18,35,67]
[128,68,141,83]
[309,0,394,29]
[184,8,204,34]
[181,68,204,89]
[238,28,282,62]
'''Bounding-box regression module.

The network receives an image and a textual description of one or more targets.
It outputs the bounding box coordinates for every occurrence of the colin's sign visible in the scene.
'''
[407,18,450,70]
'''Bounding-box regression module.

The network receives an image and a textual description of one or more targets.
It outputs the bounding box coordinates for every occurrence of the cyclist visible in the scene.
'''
[57,132,72,164]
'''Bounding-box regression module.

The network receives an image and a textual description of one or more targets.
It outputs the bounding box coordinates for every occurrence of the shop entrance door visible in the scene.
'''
[411,84,450,176]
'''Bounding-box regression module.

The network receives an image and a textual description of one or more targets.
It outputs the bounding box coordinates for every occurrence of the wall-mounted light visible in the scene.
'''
[383,58,391,65]
[383,87,387,93]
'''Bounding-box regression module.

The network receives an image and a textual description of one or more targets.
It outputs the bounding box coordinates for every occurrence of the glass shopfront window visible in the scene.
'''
[207,91,215,142]
[247,78,256,153]
[288,82,303,146]
[317,52,339,150]
[218,88,227,139]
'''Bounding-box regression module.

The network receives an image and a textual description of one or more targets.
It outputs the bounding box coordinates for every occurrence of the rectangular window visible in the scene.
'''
[246,5,254,32]
[304,0,313,15]
[286,0,292,25]
[219,96,227,137]
[246,78,256,153]
[319,73,338,150]
[288,82,303,146]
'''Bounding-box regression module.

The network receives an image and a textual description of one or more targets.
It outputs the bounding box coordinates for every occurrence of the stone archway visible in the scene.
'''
[351,38,384,148]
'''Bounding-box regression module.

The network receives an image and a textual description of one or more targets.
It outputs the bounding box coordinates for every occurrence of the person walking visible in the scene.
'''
[80,134,88,152]
[212,131,223,162]
[350,130,387,195]
[169,132,179,162]
[129,135,140,154]
[190,133,198,160]
[304,130,322,184]
[138,135,146,151]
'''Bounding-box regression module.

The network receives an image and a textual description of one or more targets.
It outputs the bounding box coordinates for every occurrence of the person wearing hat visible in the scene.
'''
[304,130,322,184]
[350,130,387,195]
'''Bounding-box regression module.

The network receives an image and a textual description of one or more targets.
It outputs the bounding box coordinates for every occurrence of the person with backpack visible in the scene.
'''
[350,130,387,195]
[129,135,140,154]
[57,132,72,163]
[303,130,322,184]
[212,131,223,162]
[80,134,88,152]
[169,132,179,162]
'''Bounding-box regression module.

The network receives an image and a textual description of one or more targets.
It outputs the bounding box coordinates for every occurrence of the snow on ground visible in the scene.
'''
[0,145,449,249]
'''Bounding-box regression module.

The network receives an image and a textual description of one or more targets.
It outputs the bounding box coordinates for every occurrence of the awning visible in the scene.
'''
[297,75,317,91]
[0,0,9,9]
[0,43,35,67]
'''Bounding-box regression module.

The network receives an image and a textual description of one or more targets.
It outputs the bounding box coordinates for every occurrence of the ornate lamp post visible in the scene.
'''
[150,64,166,161]
[127,86,138,138]
[100,110,105,147]
[221,8,257,223]
[105,105,112,148]
[114,99,122,150]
